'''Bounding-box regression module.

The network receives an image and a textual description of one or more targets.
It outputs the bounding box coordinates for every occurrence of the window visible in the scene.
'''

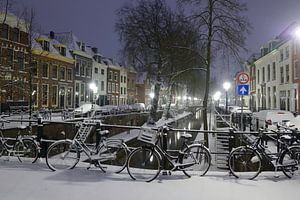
[124,77,127,83]
[273,86,277,108]
[294,61,299,80]
[86,63,92,77]
[280,49,284,62]
[75,83,80,106]
[280,67,284,83]
[17,52,24,70]
[7,48,13,65]
[268,87,271,109]
[109,71,112,80]
[42,84,49,106]
[75,62,80,76]
[67,69,72,81]
[108,82,111,93]
[67,87,72,106]
[80,61,85,76]
[285,46,289,59]
[280,90,286,110]
[1,24,9,39]
[267,64,270,81]
[116,84,119,93]
[124,88,126,95]
[101,69,104,75]
[112,83,115,93]
[121,87,123,94]
[272,62,276,80]
[95,67,98,74]
[52,85,58,106]
[257,69,260,83]
[262,67,265,82]
[101,81,104,91]
[42,63,49,78]
[60,67,65,80]
[114,72,118,81]
[52,65,58,79]
[12,28,19,42]
[294,89,298,111]
[80,83,85,101]
[286,64,289,83]
[121,76,123,83]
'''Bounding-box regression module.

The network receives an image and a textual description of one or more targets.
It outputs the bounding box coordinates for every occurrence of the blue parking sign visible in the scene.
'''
[237,84,249,96]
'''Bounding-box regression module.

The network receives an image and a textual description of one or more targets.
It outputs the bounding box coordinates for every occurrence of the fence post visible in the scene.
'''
[37,117,45,157]
[228,128,235,152]
[162,127,168,175]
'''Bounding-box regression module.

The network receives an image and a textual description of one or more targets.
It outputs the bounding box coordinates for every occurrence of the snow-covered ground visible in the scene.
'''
[0,159,299,200]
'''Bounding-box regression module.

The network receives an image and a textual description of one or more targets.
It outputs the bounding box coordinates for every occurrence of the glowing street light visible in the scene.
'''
[213,91,221,101]
[149,92,155,99]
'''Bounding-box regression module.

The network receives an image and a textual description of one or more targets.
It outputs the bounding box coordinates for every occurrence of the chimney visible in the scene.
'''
[50,31,55,39]
[92,47,98,54]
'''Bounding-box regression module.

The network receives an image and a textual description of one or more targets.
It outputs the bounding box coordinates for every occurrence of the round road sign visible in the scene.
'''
[237,72,249,84]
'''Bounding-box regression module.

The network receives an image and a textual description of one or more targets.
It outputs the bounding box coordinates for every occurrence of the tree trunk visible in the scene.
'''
[202,0,213,147]
[163,83,173,119]
[148,75,161,124]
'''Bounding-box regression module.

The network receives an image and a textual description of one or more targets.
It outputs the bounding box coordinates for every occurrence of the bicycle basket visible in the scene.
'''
[137,127,158,145]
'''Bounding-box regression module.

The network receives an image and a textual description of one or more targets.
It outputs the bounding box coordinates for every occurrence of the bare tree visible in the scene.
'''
[116,0,186,123]
[178,0,251,145]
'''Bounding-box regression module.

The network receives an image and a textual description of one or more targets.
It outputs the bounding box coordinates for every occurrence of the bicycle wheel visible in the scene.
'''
[46,140,80,171]
[0,140,3,157]
[127,146,161,182]
[97,140,128,173]
[181,144,211,177]
[279,146,300,178]
[14,139,38,163]
[228,146,262,179]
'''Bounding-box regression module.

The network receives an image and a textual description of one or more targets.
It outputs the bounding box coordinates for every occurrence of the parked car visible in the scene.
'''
[74,103,101,117]
[251,110,295,131]
[131,103,145,112]
[230,107,252,130]
[118,105,132,113]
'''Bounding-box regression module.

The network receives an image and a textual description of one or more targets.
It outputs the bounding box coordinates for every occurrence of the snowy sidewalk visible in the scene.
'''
[0,159,300,200]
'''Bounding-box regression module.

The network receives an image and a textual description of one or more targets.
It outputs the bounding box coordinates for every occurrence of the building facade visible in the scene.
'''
[0,13,30,109]
[32,35,74,110]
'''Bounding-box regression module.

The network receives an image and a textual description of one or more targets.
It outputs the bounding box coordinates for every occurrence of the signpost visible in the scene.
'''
[236,72,250,131]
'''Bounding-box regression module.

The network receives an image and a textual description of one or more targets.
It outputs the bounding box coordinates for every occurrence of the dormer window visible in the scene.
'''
[39,39,50,51]
[60,46,66,56]
[81,42,85,51]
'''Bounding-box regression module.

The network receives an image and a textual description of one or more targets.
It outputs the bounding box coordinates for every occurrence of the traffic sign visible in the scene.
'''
[237,84,249,96]
[237,72,250,85]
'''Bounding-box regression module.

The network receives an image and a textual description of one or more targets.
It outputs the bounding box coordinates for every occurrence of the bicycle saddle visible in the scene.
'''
[96,129,109,137]
[181,133,192,139]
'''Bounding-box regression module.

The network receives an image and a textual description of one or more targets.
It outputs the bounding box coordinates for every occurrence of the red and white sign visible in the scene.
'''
[237,72,250,85]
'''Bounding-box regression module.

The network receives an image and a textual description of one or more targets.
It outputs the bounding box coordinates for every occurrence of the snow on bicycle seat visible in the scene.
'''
[181,133,192,139]
[97,129,109,136]
[280,134,292,141]
[18,125,27,130]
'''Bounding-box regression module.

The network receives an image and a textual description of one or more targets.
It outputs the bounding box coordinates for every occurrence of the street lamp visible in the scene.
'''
[223,81,231,113]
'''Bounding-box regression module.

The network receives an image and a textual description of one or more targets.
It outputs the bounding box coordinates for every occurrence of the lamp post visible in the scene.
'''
[223,82,231,113]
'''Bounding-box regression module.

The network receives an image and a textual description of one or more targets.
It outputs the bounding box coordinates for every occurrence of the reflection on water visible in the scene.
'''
[167,110,202,150]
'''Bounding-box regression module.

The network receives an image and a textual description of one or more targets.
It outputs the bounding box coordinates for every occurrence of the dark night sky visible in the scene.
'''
[16,0,300,64]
